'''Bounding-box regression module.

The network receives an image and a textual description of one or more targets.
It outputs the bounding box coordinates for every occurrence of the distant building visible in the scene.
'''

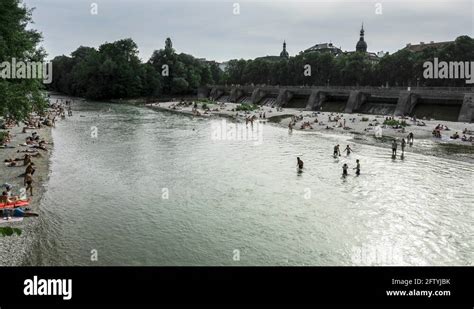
[345,23,380,64]
[280,41,289,59]
[303,42,342,55]
[403,40,453,52]
[218,61,229,71]
[255,41,290,62]
[255,56,284,61]
[355,24,368,53]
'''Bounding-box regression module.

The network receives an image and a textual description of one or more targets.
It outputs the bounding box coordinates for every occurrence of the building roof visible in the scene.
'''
[304,42,342,55]
[403,41,453,52]
[255,55,284,61]
[344,50,380,63]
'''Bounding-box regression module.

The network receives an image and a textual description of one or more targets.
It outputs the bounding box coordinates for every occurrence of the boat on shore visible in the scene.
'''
[0,199,30,209]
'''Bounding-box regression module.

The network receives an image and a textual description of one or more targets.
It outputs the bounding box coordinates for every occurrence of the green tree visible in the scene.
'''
[0,0,47,120]
[225,59,247,84]
[171,77,189,94]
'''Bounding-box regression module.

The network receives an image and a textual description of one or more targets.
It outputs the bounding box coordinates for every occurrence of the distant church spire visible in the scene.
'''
[356,23,367,53]
[280,40,289,59]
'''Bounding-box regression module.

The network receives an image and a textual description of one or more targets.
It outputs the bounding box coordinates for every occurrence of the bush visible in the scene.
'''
[0,227,22,237]
[0,131,8,144]
[236,104,258,111]
[197,98,215,104]
[361,117,369,122]
[383,119,409,127]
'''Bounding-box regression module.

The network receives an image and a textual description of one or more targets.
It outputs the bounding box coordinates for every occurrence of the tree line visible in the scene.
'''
[49,35,473,101]
[48,38,224,100]
[223,35,473,88]
[4,0,472,113]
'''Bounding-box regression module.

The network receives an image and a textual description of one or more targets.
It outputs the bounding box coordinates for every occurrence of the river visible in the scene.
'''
[18,101,474,265]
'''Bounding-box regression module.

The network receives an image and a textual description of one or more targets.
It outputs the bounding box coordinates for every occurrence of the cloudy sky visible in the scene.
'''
[23,0,473,62]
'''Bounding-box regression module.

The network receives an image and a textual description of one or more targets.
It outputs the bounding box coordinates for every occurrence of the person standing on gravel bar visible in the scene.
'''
[24,172,33,196]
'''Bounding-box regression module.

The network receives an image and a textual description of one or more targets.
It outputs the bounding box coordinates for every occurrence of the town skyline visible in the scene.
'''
[24,0,473,63]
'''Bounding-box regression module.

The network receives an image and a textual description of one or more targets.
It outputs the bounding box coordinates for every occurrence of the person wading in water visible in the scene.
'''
[297,157,304,170]
[353,159,360,176]
[342,163,349,177]
[407,132,414,146]
[345,145,353,156]
[391,139,398,157]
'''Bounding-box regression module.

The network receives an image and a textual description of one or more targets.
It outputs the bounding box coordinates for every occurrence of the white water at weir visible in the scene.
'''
[238,96,252,104]
[262,97,277,106]
[358,103,396,115]
[216,95,230,102]
[1,101,472,266]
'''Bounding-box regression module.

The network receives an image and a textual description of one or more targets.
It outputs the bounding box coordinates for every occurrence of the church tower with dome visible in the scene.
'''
[356,23,367,53]
[280,41,289,59]
[343,23,380,64]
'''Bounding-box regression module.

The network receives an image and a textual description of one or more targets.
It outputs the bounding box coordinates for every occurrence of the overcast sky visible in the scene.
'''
[23,0,473,62]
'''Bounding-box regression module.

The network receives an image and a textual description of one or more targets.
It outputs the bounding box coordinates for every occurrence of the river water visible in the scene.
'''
[18,101,474,265]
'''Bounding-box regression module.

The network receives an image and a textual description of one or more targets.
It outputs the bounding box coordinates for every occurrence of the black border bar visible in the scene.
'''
[0,267,472,306]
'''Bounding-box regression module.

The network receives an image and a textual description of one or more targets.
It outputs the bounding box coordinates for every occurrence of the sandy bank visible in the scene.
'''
[0,110,56,265]
[146,101,474,143]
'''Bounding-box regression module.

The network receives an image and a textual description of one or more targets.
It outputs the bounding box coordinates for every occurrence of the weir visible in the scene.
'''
[198,85,473,122]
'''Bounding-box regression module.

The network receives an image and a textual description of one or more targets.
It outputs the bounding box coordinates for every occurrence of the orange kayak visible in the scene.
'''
[0,199,30,209]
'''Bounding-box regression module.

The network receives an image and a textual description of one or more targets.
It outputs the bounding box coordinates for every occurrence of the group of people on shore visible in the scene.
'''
[431,124,473,141]
[0,98,70,208]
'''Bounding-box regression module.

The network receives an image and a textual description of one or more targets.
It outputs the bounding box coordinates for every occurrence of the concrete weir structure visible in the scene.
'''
[198,85,474,122]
